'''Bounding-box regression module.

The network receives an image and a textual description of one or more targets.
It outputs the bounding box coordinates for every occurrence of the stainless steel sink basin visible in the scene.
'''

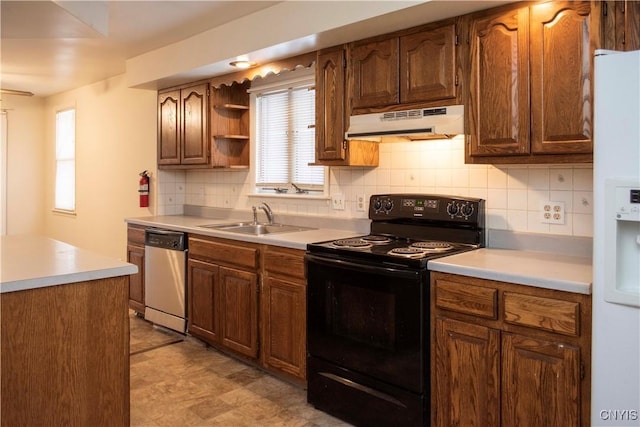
[198,222,314,235]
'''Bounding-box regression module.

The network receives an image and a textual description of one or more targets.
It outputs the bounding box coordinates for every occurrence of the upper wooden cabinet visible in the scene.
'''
[467,1,600,164]
[158,82,210,168]
[603,0,640,51]
[348,19,461,114]
[315,46,379,167]
[349,37,399,110]
[210,81,251,168]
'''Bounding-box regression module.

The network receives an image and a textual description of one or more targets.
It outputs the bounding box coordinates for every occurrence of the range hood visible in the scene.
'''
[345,104,464,141]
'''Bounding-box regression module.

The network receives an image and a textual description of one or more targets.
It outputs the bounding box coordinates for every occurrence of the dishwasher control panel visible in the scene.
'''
[145,229,187,250]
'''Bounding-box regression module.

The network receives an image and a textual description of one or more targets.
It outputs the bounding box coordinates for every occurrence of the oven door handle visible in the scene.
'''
[305,254,421,280]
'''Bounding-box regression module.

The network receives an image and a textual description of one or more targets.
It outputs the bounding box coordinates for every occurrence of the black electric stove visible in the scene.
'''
[307,193,485,268]
[305,194,485,427]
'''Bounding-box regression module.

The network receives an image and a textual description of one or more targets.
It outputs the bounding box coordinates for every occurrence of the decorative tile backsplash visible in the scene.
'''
[158,136,593,237]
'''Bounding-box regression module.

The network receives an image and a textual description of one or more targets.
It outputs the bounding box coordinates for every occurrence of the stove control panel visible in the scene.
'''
[370,194,484,223]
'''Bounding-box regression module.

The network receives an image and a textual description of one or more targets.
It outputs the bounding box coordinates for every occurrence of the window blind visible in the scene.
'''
[256,83,324,189]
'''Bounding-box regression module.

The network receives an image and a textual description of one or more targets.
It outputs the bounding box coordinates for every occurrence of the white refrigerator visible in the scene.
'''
[593,49,640,426]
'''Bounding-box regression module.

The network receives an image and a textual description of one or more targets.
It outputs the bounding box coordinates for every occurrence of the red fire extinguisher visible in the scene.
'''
[139,171,150,208]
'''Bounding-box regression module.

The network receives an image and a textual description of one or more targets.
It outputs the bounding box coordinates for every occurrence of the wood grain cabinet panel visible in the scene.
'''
[315,46,379,167]
[431,272,591,427]
[434,317,500,427]
[400,23,458,104]
[603,1,640,52]
[1,277,130,426]
[261,276,306,381]
[467,1,600,164]
[315,46,347,162]
[530,1,598,155]
[502,333,581,427]
[187,235,259,360]
[126,224,146,313]
[435,278,498,318]
[261,246,307,383]
[349,37,399,109]
[158,82,210,168]
[188,259,221,344]
[468,6,530,157]
[503,291,580,336]
[220,266,259,358]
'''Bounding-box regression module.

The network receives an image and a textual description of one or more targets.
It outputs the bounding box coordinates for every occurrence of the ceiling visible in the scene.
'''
[1,0,512,98]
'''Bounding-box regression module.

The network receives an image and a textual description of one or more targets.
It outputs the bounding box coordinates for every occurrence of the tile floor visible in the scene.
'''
[129,312,351,426]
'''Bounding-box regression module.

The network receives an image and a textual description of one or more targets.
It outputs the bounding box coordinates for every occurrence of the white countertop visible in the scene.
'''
[125,215,360,250]
[126,215,593,295]
[429,248,592,295]
[0,235,138,293]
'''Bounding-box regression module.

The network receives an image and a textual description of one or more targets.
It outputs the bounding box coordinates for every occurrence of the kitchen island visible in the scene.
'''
[0,235,137,427]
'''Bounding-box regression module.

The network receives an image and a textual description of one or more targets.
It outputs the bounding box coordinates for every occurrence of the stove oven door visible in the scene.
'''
[305,253,427,393]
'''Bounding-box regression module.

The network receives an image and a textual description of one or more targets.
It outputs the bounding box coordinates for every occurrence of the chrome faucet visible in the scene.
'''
[259,202,274,224]
[252,202,274,224]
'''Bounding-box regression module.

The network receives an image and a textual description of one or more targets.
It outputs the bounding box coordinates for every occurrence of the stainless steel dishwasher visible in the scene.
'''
[144,229,187,333]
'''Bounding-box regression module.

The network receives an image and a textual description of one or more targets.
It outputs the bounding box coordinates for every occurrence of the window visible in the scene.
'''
[55,108,76,212]
[254,74,324,193]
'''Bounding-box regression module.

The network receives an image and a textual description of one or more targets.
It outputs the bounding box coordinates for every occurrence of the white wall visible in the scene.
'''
[0,94,46,235]
[43,74,157,259]
[161,136,594,237]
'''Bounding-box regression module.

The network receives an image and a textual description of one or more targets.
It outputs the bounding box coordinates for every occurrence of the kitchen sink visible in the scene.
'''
[198,222,315,235]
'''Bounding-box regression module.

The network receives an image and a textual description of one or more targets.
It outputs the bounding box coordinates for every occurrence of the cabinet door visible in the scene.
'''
[468,7,530,157]
[468,8,529,156]
[623,1,640,51]
[530,1,598,155]
[502,333,580,427]
[126,244,145,314]
[262,276,306,381]
[180,83,209,165]
[349,37,399,110]
[158,89,181,165]
[400,23,457,104]
[434,317,500,427]
[188,259,221,344]
[220,266,258,358]
[316,47,347,162]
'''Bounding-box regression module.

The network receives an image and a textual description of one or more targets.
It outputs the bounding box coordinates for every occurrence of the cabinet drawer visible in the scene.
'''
[127,225,146,246]
[503,292,580,336]
[435,279,498,319]
[189,236,258,269]
[264,247,305,280]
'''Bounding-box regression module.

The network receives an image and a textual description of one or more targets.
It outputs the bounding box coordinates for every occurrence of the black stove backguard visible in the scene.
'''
[306,193,485,427]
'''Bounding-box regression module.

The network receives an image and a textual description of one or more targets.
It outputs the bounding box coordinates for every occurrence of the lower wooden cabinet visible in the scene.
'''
[431,272,591,427]
[188,235,259,360]
[126,224,146,314]
[186,235,307,383]
[261,246,307,383]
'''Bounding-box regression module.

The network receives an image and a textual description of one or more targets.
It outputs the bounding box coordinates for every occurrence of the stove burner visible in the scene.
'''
[387,247,429,259]
[411,241,454,252]
[332,239,373,249]
[361,235,393,244]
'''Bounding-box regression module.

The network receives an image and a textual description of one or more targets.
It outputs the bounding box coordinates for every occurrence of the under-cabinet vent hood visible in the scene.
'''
[345,105,464,141]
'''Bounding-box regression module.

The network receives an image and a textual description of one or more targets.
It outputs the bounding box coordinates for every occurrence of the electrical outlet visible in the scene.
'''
[356,194,366,212]
[332,194,345,210]
[540,201,565,224]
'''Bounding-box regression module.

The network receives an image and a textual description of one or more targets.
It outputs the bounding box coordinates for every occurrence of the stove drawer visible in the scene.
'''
[435,278,498,319]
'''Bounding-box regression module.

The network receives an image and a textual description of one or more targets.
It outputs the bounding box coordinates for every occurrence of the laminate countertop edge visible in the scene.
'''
[1,235,138,293]
[428,248,592,295]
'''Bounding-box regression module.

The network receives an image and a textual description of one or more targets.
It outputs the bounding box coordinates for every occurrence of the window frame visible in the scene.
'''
[249,69,328,198]
[53,107,77,214]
